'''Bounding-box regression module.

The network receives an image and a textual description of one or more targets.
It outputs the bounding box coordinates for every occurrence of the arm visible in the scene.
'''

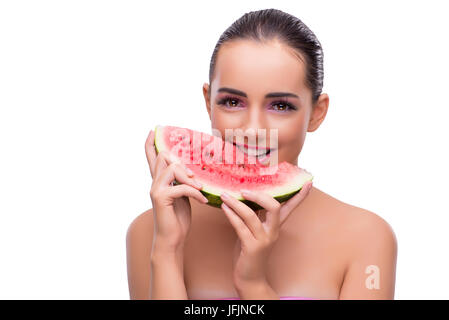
[150,243,188,300]
[126,209,188,299]
[338,212,398,299]
[127,129,205,299]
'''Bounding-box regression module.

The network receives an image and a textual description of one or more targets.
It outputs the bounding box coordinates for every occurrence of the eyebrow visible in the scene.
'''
[217,87,301,100]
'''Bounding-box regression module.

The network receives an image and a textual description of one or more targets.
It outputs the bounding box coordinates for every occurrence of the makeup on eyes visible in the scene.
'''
[216,94,298,112]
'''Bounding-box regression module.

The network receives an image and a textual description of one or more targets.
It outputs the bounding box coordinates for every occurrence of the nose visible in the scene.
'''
[239,104,268,145]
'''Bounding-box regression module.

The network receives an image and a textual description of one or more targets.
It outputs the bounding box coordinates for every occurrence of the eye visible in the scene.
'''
[217,95,243,109]
[217,95,298,112]
[270,100,297,112]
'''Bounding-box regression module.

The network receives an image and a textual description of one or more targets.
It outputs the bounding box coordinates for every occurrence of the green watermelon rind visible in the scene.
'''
[154,125,314,211]
[199,184,311,211]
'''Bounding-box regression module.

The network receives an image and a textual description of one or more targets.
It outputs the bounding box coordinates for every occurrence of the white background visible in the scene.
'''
[0,0,448,299]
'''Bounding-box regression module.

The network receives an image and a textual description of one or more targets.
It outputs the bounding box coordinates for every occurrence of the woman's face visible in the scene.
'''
[202,39,329,166]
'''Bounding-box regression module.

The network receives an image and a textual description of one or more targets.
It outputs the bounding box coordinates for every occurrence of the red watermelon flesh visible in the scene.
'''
[154,125,313,210]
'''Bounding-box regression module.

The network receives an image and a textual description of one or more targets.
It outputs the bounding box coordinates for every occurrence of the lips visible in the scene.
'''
[233,142,272,157]
[234,142,271,150]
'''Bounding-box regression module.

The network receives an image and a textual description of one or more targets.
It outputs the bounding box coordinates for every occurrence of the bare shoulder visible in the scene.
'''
[126,208,154,300]
[338,199,397,249]
[126,208,154,261]
[310,187,398,298]
[310,187,397,244]
[342,202,398,267]
[127,208,154,239]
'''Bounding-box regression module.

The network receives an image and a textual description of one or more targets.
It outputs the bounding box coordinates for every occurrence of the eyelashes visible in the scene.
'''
[216,95,298,112]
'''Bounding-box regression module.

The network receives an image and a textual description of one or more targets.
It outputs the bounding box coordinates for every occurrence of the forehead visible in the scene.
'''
[212,39,307,97]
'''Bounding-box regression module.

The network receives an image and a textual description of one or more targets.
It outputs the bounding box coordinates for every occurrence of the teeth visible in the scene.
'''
[236,145,269,157]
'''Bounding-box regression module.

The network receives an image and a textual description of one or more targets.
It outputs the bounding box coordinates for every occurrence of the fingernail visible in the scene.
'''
[306,182,312,192]
[202,196,208,203]
[240,189,252,196]
[194,180,203,189]
[186,168,194,176]
[221,192,230,200]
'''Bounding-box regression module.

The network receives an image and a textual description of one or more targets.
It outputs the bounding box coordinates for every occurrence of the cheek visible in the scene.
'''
[211,107,238,131]
[276,120,307,155]
[276,114,307,141]
[279,128,304,148]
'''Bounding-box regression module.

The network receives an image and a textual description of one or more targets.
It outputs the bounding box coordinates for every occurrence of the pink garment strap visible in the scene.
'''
[220,296,315,300]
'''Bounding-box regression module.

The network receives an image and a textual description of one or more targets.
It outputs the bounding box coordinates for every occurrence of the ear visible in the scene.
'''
[308,93,329,132]
[202,82,212,120]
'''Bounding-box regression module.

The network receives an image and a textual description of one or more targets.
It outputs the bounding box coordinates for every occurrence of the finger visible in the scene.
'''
[153,150,171,180]
[145,129,157,177]
[240,189,281,229]
[154,150,193,178]
[158,162,203,190]
[167,184,209,204]
[279,181,313,224]
[221,202,255,241]
[220,192,265,240]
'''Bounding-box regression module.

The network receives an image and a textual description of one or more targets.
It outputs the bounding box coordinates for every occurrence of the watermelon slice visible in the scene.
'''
[153,125,313,211]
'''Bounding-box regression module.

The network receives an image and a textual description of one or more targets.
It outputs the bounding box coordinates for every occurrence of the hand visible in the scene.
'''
[220,181,313,288]
[145,129,209,253]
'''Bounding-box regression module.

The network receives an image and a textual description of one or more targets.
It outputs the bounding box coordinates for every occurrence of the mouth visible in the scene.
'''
[232,142,273,159]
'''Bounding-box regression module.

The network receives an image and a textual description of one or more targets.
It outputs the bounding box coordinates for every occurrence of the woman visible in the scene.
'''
[126,8,397,300]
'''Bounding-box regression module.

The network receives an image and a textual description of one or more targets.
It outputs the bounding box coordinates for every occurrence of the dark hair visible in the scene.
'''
[208,8,324,105]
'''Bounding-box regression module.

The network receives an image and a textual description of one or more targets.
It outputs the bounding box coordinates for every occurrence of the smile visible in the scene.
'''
[233,142,273,158]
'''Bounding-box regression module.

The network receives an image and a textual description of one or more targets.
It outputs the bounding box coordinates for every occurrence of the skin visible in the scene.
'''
[126,39,398,300]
